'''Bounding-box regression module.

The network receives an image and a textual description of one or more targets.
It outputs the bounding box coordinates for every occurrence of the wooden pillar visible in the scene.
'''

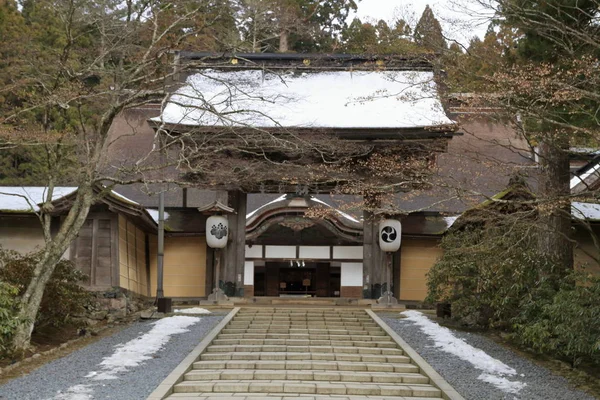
[205,246,215,298]
[235,191,247,297]
[224,190,247,297]
[393,249,401,299]
[372,216,385,298]
[214,190,227,294]
[363,209,384,299]
[363,210,374,299]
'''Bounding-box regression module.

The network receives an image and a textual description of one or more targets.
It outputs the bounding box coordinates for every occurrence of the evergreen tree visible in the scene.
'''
[413,4,446,52]
[444,27,518,92]
[237,0,359,53]
[152,0,241,51]
[495,0,600,270]
[341,17,418,54]
[0,0,28,111]
[340,18,378,53]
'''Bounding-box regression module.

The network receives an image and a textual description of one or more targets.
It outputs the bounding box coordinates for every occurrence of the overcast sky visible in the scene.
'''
[352,0,495,47]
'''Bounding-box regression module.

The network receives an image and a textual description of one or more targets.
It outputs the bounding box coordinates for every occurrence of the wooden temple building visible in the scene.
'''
[2,53,599,303]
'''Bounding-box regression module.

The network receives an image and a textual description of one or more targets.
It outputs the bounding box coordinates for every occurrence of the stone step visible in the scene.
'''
[231,320,374,324]
[234,314,370,318]
[211,338,395,347]
[229,321,377,327]
[229,323,378,329]
[154,308,455,400]
[167,395,442,400]
[233,317,371,322]
[184,369,429,385]
[221,328,385,335]
[240,309,366,312]
[192,360,418,373]
[172,380,442,398]
[205,345,401,355]
[216,333,390,341]
[200,352,409,363]
[234,317,373,321]
[233,314,370,318]
[234,312,370,316]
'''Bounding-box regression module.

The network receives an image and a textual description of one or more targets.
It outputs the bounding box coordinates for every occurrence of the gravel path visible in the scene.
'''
[0,314,224,400]
[382,315,597,400]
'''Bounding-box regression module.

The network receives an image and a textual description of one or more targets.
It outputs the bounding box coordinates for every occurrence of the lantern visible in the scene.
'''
[206,215,229,248]
[379,219,401,252]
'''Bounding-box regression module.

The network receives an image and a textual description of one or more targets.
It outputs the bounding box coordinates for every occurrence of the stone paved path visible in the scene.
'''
[162,308,453,400]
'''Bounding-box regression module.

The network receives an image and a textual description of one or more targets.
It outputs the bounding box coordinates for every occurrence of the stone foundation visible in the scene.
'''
[77,288,153,326]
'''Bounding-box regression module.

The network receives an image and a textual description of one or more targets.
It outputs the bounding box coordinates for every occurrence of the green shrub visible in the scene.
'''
[426,217,555,328]
[0,248,93,332]
[427,212,600,367]
[513,274,600,367]
[0,281,20,354]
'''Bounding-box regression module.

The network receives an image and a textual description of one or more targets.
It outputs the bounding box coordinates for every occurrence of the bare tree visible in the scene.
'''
[0,0,239,354]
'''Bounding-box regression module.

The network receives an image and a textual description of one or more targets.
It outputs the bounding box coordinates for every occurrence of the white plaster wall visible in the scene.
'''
[333,246,363,260]
[265,245,296,258]
[245,245,263,258]
[341,263,363,286]
[0,217,46,254]
[299,246,330,259]
[244,261,254,285]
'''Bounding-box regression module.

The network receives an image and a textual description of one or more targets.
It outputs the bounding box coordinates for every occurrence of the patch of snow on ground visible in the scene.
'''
[85,316,200,381]
[479,373,528,395]
[400,310,526,395]
[174,307,212,315]
[51,384,93,400]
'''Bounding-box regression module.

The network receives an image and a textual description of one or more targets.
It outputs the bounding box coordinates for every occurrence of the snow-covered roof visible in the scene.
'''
[570,147,600,155]
[109,190,139,206]
[0,187,78,212]
[154,69,455,129]
[0,186,145,213]
[443,216,459,229]
[0,187,157,229]
[146,209,170,224]
[449,202,600,225]
[572,202,600,221]
[246,194,362,230]
[570,162,600,190]
[311,197,361,223]
[246,194,287,220]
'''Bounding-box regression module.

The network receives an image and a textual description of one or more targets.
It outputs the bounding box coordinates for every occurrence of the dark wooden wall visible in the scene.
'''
[70,212,119,290]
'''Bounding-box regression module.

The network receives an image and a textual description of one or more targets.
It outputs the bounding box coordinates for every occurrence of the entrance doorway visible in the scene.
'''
[254,262,340,297]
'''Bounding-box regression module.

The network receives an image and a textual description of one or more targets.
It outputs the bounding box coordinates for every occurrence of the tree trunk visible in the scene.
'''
[11,187,95,355]
[537,139,573,271]
[279,30,289,53]
[12,248,66,354]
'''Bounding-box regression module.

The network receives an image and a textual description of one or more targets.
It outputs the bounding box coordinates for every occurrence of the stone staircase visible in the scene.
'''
[166,308,445,400]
